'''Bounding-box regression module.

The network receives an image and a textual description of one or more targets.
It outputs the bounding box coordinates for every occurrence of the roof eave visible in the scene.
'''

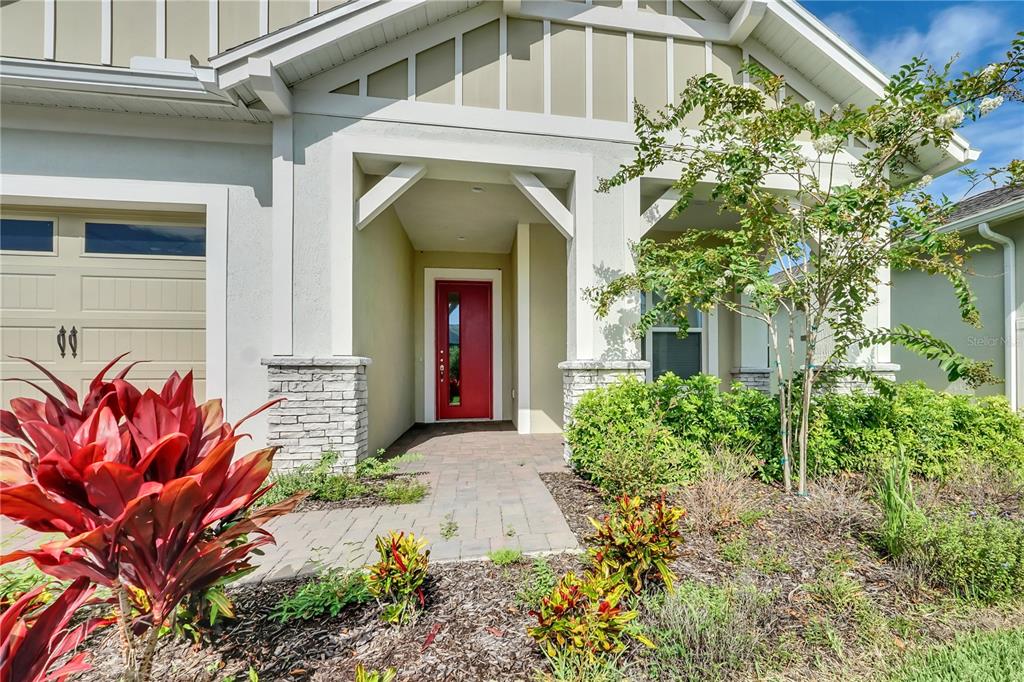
[941,196,1024,233]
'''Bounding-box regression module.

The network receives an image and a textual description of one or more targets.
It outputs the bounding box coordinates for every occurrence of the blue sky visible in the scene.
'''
[802,0,1024,202]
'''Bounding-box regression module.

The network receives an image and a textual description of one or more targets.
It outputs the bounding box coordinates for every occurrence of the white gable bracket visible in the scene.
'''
[728,0,768,44]
[248,57,292,115]
[510,172,574,240]
[356,162,426,230]
[638,187,682,239]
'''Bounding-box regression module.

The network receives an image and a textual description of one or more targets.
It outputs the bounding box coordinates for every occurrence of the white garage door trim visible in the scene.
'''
[0,174,228,402]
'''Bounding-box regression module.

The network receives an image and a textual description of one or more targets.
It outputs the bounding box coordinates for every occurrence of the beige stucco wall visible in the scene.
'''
[462,20,500,109]
[634,33,667,112]
[353,206,417,453]
[167,0,209,64]
[507,18,544,114]
[416,40,456,104]
[55,0,101,64]
[112,0,156,67]
[219,1,260,59]
[412,251,515,422]
[530,223,568,432]
[1,0,44,59]
[368,59,408,100]
[550,23,586,118]
[892,220,1019,395]
[593,29,627,122]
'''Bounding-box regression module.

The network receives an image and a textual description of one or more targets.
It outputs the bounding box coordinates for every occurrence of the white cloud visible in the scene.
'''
[857,5,1007,74]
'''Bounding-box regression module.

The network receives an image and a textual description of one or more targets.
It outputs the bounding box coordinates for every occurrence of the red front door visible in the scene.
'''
[436,280,492,420]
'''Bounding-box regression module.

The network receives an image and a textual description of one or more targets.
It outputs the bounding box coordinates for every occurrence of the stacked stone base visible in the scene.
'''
[559,360,650,460]
[262,356,371,472]
[731,367,771,393]
[828,362,900,394]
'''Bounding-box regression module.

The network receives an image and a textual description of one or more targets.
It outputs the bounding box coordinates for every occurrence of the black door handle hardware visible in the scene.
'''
[69,326,78,359]
[57,326,67,358]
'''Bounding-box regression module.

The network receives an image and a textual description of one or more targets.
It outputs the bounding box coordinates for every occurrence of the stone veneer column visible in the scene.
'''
[558,360,651,460]
[731,368,772,393]
[261,356,371,471]
[830,362,901,394]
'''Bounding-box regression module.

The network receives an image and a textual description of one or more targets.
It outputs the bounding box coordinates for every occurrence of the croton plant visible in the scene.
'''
[0,354,303,681]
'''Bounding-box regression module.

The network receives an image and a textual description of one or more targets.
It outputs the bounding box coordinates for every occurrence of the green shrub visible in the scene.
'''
[488,548,524,566]
[638,580,776,682]
[925,513,1024,603]
[272,567,371,622]
[588,495,685,593]
[258,451,358,508]
[356,451,423,479]
[381,479,428,504]
[354,664,397,682]
[875,457,928,559]
[527,572,650,659]
[538,651,628,682]
[889,628,1024,682]
[567,375,1024,488]
[0,561,63,609]
[516,557,558,609]
[366,531,430,624]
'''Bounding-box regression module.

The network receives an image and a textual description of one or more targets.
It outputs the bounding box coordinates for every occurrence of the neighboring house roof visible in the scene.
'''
[947,185,1024,225]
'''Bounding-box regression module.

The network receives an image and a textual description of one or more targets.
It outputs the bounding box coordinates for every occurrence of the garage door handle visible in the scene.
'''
[57,326,67,358]
[68,326,78,359]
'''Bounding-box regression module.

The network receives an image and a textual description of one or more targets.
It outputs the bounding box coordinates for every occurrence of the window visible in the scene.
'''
[0,218,54,252]
[639,291,703,380]
[84,222,205,257]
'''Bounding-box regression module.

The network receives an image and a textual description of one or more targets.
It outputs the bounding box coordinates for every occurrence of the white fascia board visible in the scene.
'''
[728,0,767,43]
[510,171,574,240]
[249,57,292,115]
[0,57,233,103]
[507,1,730,42]
[355,162,427,230]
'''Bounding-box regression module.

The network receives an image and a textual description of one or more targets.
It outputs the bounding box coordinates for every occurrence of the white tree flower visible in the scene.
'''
[742,284,756,296]
[979,96,1004,115]
[920,174,934,187]
[935,106,965,129]
[831,103,841,115]
[804,100,817,112]
[982,64,1000,78]
[713,276,727,289]
[813,134,840,155]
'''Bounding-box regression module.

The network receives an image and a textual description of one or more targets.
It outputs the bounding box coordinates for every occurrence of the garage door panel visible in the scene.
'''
[80,275,204,313]
[2,272,56,312]
[1,210,207,407]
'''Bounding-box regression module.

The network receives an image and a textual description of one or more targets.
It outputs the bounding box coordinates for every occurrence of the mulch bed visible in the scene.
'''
[79,554,583,682]
[538,471,608,541]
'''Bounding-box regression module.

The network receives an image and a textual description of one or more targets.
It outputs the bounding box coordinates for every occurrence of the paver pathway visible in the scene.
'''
[247,422,580,582]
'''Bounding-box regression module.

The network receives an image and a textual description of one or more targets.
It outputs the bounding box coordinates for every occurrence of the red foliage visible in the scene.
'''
[0,576,109,682]
[0,355,302,626]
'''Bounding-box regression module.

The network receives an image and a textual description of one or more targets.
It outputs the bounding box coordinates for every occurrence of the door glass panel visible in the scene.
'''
[1,218,54,252]
[84,222,205,257]
[447,292,461,405]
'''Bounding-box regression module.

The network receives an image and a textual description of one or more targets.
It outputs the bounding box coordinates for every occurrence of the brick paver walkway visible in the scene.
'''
[246,422,580,582]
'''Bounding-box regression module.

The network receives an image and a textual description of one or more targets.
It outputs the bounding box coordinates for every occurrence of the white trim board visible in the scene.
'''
[516,223,531,434]
[0,173,229,406]
[423,268,503,424]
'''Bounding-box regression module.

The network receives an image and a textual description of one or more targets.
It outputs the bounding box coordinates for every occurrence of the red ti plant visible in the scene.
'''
[0,355,304,681]
[0,576,109,682]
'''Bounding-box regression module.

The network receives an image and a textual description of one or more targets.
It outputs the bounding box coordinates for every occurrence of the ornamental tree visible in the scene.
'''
[0,355,304,681]
[592,35,1024,495]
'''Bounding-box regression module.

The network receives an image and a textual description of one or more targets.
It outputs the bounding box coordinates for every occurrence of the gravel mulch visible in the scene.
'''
[79,554,583,682]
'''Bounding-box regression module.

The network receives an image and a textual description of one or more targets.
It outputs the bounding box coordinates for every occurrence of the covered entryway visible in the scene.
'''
[0,208,206,402]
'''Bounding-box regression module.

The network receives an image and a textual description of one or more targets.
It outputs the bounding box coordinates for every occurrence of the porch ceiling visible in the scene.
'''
[391,178,550,254]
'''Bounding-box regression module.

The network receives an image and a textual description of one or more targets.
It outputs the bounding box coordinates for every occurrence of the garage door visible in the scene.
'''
[0,209,206,407]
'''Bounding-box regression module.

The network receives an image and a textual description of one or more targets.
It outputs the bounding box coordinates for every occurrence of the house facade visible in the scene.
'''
[893,186,1023,411]
[0,0,977,469]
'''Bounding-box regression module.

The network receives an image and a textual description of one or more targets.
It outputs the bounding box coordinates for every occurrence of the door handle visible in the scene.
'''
[68,326,78,359]
[56,326,67,358]
[439,363,445,380]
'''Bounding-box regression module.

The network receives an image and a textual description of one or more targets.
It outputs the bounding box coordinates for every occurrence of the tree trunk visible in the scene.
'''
[797,342,816,496]
[768,325,792,493]
[115,585,140,682]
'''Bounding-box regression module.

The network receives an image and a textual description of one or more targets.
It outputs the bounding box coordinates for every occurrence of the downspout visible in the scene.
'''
[978,222,1017,410]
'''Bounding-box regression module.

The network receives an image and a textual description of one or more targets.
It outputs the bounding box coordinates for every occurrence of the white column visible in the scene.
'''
[567,169,595,360]
[516,223,532,434]
[271,117,294,356]
[330,135,355,356]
